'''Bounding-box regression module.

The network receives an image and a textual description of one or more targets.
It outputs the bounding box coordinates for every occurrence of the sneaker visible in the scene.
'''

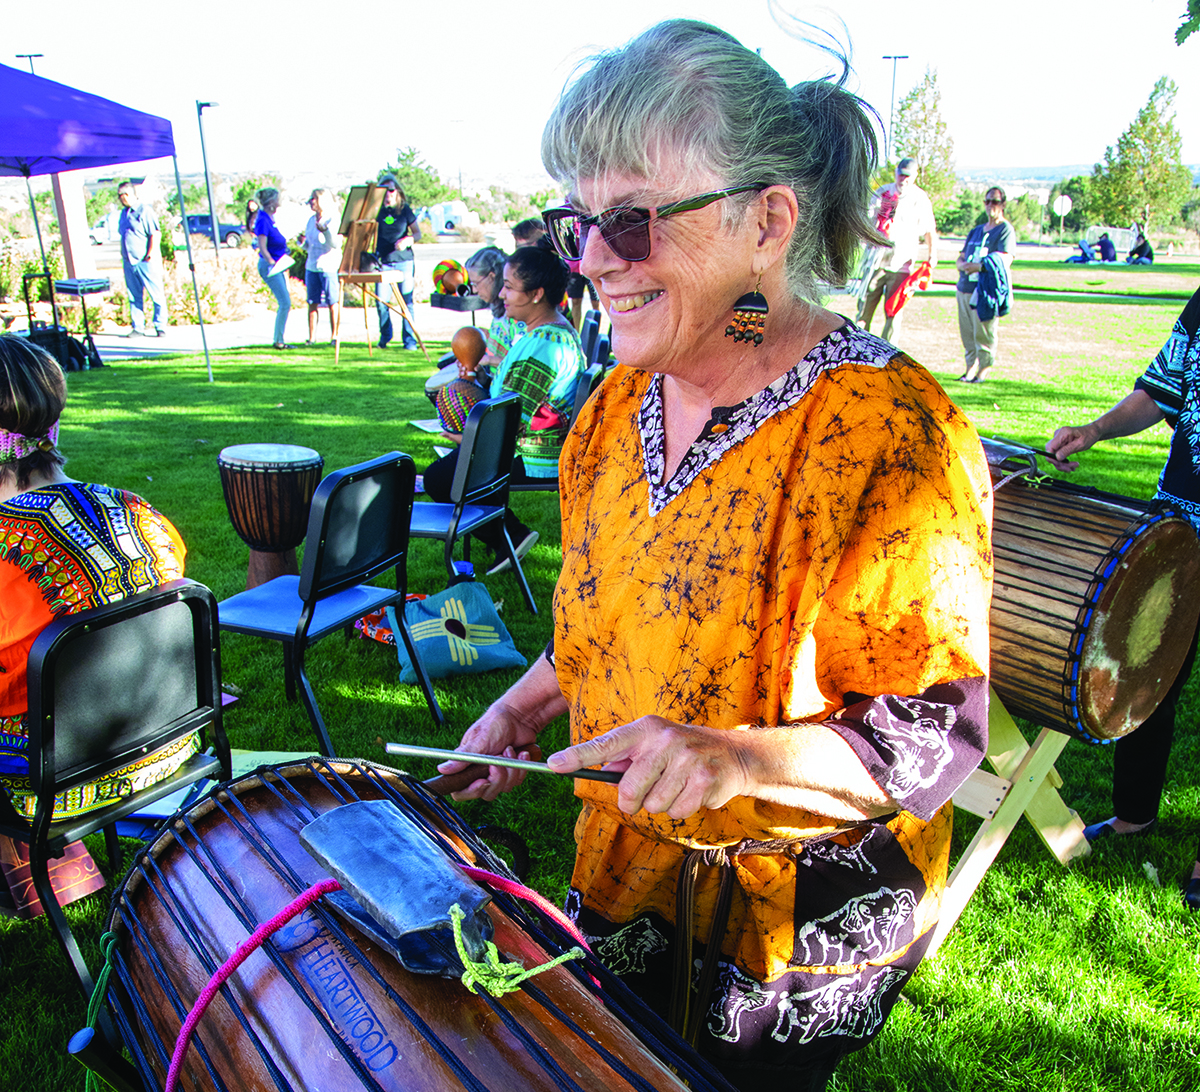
[486,530,538,576]
[155,328,168,337]
[127,328,146,338]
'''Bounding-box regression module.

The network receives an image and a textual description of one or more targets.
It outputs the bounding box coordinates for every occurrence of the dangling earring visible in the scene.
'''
[725,275,768,347]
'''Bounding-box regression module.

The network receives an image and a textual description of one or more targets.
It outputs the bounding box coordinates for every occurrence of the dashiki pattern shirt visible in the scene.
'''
[0,482,193,819]
[1135,285,1200,532]
[491,323,585,478]
[554,323,993,1074]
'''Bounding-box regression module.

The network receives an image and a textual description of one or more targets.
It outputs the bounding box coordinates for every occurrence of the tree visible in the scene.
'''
[1178,0,1199,44]
[1090,77,1193,231]
[1047,175,1092,235]
[376,147,456,210]
[891,68,957,208]
[167,181,207,217]
[225,174,282,224]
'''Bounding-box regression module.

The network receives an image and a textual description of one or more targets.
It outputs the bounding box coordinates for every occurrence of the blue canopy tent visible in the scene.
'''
[0,63,213,379]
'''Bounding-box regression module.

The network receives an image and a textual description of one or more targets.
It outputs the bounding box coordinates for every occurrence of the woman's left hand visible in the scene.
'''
[547,717,752,819]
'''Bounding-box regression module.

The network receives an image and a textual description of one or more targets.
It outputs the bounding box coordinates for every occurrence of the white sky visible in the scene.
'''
[8,0,1200,191]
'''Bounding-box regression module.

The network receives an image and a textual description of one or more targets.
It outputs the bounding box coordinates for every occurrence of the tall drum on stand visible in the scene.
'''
[217,444,324,589]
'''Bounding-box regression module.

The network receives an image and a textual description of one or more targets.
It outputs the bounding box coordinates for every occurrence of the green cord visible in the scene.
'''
[448,903,584,998]
[82,932,120,1092]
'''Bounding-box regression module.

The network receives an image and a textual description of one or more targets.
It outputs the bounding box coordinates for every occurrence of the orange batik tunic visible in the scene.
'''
[553,324,992,1066]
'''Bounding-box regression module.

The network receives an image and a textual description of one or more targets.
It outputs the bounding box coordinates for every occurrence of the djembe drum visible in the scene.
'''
[217,444,324,589]
[103,759,735,1092]
[988,471,1200,742]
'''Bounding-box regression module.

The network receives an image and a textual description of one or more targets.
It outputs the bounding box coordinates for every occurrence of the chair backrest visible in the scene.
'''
[448,393,521,507]
[25,579,222,799]
[590,333,611,367]
[298,452,417,601]
[567,363,605,431]
[579,310,600,361]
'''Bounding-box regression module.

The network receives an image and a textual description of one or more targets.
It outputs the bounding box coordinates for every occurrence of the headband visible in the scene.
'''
[0,421,60,464]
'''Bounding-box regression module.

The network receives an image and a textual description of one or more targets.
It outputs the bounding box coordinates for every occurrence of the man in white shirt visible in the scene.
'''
[856,157,938,344]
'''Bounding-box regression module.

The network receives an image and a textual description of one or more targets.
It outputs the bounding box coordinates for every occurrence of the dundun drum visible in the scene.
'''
[989,477,1200,742]
[106,760,732,1092]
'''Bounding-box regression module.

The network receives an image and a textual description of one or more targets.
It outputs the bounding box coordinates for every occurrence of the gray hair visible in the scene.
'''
[256,187,280,211]
[541,19,882,302]
[464,246,509,317]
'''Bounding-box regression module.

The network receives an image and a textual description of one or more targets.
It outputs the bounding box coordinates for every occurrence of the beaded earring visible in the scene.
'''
[725,275,768,347]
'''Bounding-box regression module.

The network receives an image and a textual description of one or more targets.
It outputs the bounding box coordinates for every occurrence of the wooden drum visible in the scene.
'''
[105,759,733,1092]
[217,444,323,589]
[990,475,1200,742]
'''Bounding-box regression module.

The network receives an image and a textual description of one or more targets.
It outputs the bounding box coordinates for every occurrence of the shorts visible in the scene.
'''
[566,270,591,301]
[305,269,336,307]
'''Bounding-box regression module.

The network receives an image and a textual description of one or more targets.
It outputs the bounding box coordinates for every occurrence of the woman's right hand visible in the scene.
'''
[438,704,542,802]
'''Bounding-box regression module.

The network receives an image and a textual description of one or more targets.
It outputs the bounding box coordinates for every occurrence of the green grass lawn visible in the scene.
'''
[2,287,1199,1092]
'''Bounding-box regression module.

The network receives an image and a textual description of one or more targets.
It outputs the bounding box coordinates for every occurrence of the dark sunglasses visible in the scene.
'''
[542,184,767,263]
[984,197,1004,205]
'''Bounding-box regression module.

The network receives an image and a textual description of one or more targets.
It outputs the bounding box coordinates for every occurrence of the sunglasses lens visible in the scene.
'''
[601,209,651,261]
[547,214,583,261]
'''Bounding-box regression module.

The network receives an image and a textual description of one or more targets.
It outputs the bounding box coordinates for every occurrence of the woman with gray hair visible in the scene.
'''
[253,187,292,350]
[441,19,992,1090]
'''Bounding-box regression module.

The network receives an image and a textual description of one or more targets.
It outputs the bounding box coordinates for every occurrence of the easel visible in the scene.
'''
[927,689,1090,958]
[335,184,430,366]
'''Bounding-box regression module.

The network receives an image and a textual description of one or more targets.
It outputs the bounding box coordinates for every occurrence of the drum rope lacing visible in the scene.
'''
[103,759,728,1092]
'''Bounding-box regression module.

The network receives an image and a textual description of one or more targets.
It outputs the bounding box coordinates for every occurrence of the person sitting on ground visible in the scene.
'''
[422,246,585,575]
[1096,233,1117,261]
[1127,233,1155,265]
[0,336,191,918]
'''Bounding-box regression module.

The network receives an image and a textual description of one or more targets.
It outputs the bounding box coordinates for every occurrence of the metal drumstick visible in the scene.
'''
[384,742,622,783]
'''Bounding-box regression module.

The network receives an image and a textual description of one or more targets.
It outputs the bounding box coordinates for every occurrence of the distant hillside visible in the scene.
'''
[958,164,1200,186]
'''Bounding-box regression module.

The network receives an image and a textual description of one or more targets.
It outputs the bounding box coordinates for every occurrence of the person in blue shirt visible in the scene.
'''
[117,181,167,337]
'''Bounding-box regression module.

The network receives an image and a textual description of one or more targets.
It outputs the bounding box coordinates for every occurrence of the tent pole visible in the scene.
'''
[24,171,61,331]
[172,156,213,382]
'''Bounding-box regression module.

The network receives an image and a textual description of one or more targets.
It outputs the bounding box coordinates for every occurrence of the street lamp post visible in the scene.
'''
[196,101,222,259]
[881,55,909,163]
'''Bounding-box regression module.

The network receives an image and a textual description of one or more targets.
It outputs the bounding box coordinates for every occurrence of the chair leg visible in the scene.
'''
[28,844,97,999]
[499,525,538,615]
[394,602,446,728]
[283,641,297,702]
[292,642,336,756]
[104,824,123,876]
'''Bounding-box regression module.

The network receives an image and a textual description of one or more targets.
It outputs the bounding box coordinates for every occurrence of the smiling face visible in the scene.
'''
[576,163,760,377]
[498,263,543,325]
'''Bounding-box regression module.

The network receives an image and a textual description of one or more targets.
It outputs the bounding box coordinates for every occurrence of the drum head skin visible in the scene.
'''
[1080,518,1200,739]
[218,444,321,468]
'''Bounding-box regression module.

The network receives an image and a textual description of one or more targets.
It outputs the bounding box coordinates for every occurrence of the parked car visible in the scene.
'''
[421,201,480,235]
[183,214,244,247]
[89,212,119,245]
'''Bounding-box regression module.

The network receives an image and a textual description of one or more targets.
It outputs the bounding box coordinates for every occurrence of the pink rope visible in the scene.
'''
[163,878,342,1092]
[163,866,590,1091]
[460,865,592,953]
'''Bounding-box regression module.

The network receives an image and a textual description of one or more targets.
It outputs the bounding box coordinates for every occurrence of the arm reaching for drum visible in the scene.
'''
[438,654,569,801]
[547,716,895,822]
[1045,389,1164,471]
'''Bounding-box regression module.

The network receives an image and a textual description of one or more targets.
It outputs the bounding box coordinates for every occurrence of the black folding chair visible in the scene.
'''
[0,578,231,1000]
[409,393,537,613]
[218,452,443,756]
